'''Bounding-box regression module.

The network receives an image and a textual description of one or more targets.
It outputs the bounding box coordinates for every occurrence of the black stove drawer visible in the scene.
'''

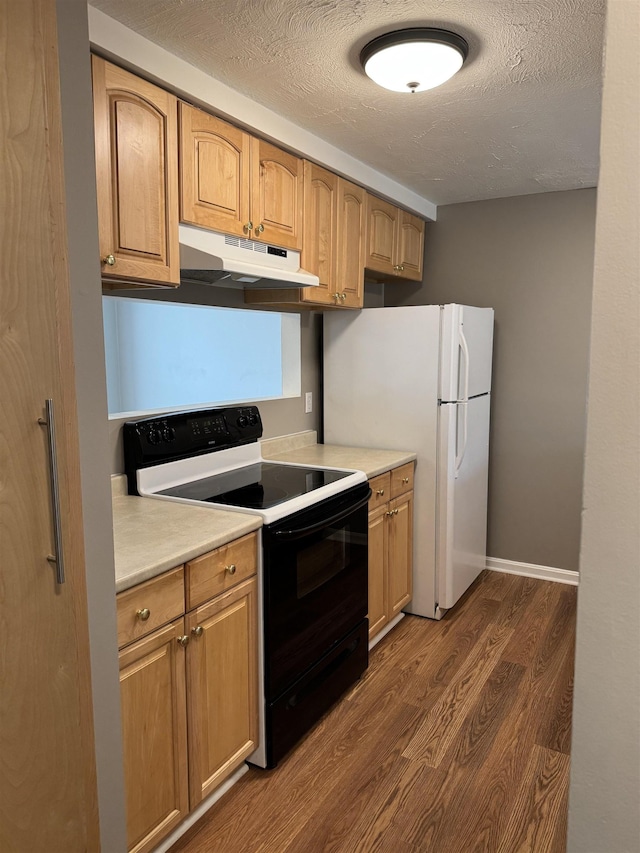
[262,619,368,768]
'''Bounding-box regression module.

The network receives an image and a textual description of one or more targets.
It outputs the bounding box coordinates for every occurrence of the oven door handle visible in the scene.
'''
[271,490,371,540]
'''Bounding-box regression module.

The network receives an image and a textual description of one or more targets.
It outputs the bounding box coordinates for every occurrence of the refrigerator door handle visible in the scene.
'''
[459,325,470,402]
[455,402,468,478]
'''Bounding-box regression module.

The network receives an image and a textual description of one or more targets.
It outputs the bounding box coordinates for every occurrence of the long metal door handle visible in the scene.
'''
[38,399,65,584]
[459,326,470,402]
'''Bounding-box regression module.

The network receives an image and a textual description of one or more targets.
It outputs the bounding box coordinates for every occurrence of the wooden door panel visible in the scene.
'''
[366,195,397,275]
[114,97,165,257]
[300,160,337,305]
[337,179,366,307]
[187,578,259,806]
[368,507,388,639]
[179,103,250,236]
[388,493,414,615]
[1,3,99,848]
[396,210,424,280]
[251,138,303,249]
[119,619,189,853]
[93,56,179,286]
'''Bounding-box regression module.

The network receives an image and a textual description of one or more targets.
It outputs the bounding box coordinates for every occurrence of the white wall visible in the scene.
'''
[567,1,640,849]
[56,2,127,849]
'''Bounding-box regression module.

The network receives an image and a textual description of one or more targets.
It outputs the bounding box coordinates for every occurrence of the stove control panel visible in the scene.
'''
[123,405,263,494]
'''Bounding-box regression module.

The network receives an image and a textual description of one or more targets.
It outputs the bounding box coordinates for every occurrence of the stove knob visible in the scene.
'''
[148,427,162,445]
[162,426,176,442]
[237,415,248,428]
[248,413,259,426]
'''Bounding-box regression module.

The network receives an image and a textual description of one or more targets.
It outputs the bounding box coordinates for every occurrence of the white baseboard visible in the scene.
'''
[369,612,405,650]
[486,557,579,586]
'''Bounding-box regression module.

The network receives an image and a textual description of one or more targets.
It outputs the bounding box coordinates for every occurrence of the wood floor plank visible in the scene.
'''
[496,745,571,853]
[169,573,576,853]
[401,621,514,767]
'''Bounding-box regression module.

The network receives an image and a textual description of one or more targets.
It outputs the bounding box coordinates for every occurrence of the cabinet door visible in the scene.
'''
[187,578,259,806]
[300,161,338,306]
[365,195,398,276]
[250,137,303,250]
[388,492,414,616]
[368,506,388,640]
[179,102,251,238]
[1,4,99,848]
[396,210,424,281]
[92,56,180,286]
[119,619,189,853]
[337,178,366,308]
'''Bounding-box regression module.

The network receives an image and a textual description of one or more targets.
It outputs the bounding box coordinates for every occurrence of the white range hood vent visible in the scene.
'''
[179,224,319,289]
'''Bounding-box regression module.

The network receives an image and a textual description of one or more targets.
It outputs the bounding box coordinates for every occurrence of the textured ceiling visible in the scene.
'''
[90,0,606,207]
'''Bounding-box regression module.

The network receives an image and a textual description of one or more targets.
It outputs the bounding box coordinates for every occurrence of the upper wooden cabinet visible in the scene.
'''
[92,56,180,287]
[179,102,303,250]
[299,162,366,308]
[365,195,424,282]
[246,161,366,310]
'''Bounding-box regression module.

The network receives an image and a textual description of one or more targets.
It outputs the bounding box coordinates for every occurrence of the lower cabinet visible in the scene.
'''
[119,618,189,853]
[367,463,414,641]
[186,578,259,806]
[116,533,259,853]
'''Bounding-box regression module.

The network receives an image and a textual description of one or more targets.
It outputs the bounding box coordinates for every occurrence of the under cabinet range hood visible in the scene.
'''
[178,224,319,289]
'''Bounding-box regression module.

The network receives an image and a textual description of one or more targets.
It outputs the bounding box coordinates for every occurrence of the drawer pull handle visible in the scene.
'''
[402,477,410,484]
[177,635,190,647]
[225,564,237,575]
[192,625,204,638]
[376,488,385,496]
[136,608,151,621]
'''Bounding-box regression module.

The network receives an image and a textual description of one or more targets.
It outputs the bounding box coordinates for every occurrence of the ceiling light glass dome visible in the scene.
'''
[360,28,469,93]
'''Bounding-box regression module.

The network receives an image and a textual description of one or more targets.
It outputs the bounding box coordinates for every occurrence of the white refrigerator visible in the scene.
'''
[323,304,494,619]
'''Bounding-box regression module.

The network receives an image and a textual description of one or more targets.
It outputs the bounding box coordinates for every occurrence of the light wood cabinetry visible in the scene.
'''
[2,3,100,848]
[116,532,259,852]
[367,463,414,641]
[246,160,366,309]
[366,194,424,282]
[92,56,180,288]
[179,102,303,250]
[186,578,259,806]
[118,618,189,853]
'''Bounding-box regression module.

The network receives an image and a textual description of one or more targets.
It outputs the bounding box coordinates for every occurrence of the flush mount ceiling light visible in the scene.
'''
[360,27,469,94]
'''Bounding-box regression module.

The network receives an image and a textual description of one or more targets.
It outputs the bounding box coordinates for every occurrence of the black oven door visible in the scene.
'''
[262,482,370,702]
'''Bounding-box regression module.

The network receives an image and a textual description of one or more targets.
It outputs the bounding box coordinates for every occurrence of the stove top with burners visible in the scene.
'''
[123,404,366,524]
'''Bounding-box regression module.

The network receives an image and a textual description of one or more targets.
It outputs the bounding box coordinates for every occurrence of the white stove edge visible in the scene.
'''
[135,444,367,526]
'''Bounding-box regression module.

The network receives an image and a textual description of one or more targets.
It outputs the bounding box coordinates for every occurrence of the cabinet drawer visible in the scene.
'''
[368,472,391,510]
[390,463,414,498]
[186,532,258,609]
[116,567,185,649]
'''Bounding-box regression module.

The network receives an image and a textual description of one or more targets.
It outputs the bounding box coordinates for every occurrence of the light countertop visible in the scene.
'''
[111,476,261,593]
[261,434,417,478]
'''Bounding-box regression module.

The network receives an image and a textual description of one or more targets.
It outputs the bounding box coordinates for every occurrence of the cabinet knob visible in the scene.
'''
[255,223,265,235]
[192,625,204,638]
[402,477,410,484]
[136,608,151,621]
[225,563,237,575]
[376,488,385,496]
[340,293,347,301]
[385,510,394,517]
[393,264,405,272]
[102,254,116,266]
[177,635,190,647]
[243,221,253,234]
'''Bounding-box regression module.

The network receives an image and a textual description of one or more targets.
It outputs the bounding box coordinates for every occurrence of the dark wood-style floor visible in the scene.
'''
[170,571,576,853]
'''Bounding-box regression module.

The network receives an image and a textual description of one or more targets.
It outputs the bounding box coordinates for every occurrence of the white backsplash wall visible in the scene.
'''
[108,282,321,474]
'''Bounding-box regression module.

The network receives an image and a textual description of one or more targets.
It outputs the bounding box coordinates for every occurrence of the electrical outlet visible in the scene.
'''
[305,392,313,414]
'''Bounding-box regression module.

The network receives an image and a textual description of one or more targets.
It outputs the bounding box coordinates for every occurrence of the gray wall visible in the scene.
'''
[56,1,127,849]
[107,283,322,473]
[386,190,596,572]
[568,0,640,848]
